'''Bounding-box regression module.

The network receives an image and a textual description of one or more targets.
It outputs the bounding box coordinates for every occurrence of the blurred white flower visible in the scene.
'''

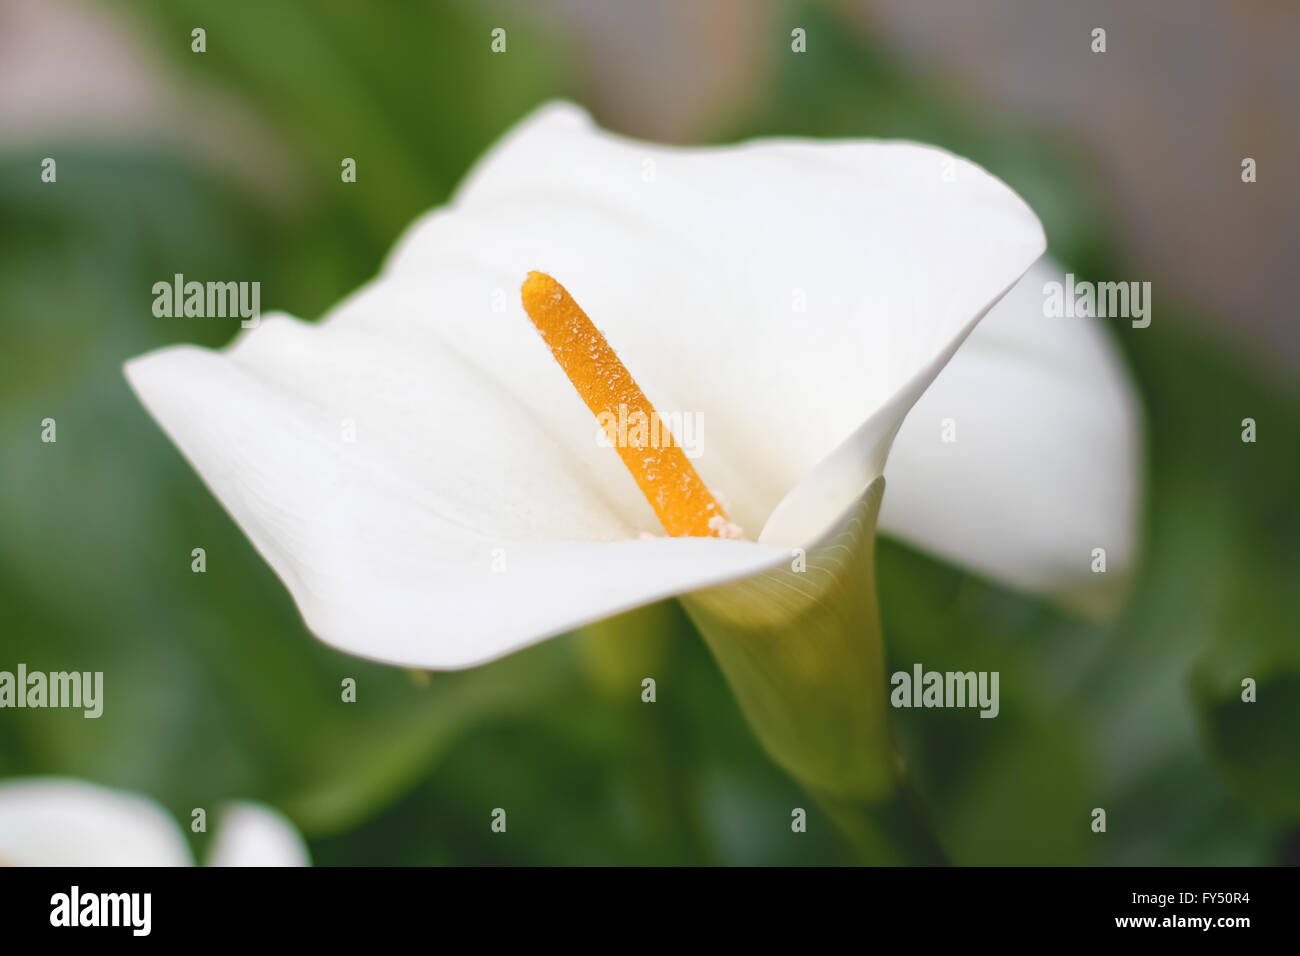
[0,777,308,867]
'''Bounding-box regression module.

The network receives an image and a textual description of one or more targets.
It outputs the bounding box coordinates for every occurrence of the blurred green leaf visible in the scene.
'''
[124,0,575,244]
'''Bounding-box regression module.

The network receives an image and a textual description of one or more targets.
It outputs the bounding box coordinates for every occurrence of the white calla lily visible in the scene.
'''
[124,103,1141,847]
[0,777,309,867]
[121,101,1104,671]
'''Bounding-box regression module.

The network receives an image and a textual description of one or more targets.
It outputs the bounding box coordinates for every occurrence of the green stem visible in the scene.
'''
[681,476,949,864]
[810,767,948,865]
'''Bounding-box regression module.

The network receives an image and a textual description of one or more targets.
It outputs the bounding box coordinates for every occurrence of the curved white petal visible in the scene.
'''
[205,802,310,867]
[0,778,193,866]
[125,332,782,668]
[880,261,1143,612]
[126,101,1045,669]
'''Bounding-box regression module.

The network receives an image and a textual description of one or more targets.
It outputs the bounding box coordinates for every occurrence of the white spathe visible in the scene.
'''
[0,777,309,867]
[124,101,1137,670]
[883,258,1141,613]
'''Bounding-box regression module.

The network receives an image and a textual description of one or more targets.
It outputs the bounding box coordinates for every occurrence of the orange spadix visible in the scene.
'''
[520,271,739,539]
